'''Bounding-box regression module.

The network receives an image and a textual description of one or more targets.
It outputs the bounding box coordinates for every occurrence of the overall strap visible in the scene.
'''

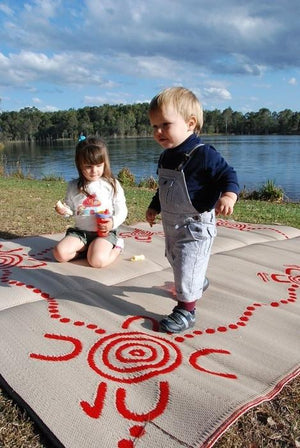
[176,144,204,171]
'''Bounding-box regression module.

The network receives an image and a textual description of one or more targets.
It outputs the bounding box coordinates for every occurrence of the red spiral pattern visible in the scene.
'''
[217,220,249,230]
[0,250,23,268]
[88,331,182,383]
[288,274,300,285]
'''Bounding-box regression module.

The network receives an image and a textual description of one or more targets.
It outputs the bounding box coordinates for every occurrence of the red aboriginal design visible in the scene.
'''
[257,266,300,286]
[80,382,107,419]
[119,228,164,243]
[30,334,82,361]
[0,245,47,270]
[0,247,24,268]
[216,219,289,238]
[88,332,182,383]
[116,381,169,420]
[189,349,237,379]
[2,236,299,447]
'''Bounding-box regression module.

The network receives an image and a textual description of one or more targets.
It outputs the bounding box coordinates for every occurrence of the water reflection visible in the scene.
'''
[1,135,299,201]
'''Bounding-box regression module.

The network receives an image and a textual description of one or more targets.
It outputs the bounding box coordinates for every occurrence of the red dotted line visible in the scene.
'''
[3,273,299,345]
[1,269,11,282]
[118,425,146,447]
[6,278,106,335]
[29,247,53,261]
[174,283,299,343]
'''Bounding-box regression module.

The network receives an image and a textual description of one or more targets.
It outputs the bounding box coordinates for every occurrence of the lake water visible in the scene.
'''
[1,135,300,201]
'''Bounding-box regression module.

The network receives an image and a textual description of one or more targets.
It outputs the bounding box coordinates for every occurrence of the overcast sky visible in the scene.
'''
[0,0,299,113]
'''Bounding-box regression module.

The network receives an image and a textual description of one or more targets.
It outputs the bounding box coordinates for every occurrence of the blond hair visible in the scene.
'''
[149,86,203,134]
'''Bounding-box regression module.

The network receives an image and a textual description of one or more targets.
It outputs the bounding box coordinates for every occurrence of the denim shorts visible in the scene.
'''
[66,227,118,247]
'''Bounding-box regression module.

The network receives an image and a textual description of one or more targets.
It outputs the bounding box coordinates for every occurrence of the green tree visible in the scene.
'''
[222,107,233,134]
[18,107,42,141]
[0,103,299,142]
[255,108,275,134]
[63,109,78,139]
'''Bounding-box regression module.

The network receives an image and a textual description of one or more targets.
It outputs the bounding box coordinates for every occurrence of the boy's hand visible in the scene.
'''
[146,208,158,227]
[215,193,237,216]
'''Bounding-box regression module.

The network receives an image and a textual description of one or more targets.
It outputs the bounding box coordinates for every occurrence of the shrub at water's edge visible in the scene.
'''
[0,171,299,240]
[239,179,285,202]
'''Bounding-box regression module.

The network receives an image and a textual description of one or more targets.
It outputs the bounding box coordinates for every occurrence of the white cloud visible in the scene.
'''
[27,0,60,18]
[3,0,298,73]
[1,0,300,112]
[0,50,113,87]
[288,77,297,85]
[0,3,14,15]
[41,105,59,112]
[203,87,232,101]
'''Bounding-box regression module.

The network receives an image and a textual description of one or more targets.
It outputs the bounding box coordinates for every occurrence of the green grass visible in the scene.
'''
[0,177,299,241]
[232,199,300,228]
[0,176,299,448]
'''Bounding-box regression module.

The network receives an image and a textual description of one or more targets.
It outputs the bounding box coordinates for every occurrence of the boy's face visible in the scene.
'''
[149,105,195,149]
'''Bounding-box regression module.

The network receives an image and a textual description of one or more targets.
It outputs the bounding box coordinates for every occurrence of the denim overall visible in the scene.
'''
[158,145,216,303]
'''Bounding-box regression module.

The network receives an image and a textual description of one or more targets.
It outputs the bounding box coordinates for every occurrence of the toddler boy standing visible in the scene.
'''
[146,87,239,333]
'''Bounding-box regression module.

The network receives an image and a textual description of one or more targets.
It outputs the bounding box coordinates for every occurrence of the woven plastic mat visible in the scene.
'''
[1,221,299,447]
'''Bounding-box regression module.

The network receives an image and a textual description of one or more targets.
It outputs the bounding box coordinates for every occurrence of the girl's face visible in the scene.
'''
[149,105,196,149]
[81,163,104,182]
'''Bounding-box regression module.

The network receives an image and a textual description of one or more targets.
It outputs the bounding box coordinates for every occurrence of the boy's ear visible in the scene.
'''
[187,115,197,131]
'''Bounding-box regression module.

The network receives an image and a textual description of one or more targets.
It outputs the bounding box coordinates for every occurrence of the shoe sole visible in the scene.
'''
[160,320,195,333]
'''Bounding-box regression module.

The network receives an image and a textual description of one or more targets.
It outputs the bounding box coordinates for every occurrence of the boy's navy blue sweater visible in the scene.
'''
[149,134,239,214]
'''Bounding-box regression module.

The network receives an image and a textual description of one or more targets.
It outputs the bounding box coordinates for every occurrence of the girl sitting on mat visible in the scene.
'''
[53,136,127,268]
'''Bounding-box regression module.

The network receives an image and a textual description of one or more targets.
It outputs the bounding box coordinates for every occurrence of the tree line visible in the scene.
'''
[0,103,299,142]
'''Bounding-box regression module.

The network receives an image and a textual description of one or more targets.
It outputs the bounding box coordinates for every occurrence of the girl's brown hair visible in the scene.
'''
[75,136,116,195]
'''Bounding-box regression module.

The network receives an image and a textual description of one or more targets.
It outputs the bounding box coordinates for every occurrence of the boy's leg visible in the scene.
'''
[162,277,209,333]
[174,237,212,302]
[160,217,215,333]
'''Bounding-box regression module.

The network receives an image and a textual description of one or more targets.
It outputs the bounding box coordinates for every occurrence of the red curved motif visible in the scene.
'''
[116,381,169,421]
[285,265,300,275]
[189,348,237,379]
[271,274,291,283]
[80,382,107,419]
[30,333,82,361]
[122,315,159,331]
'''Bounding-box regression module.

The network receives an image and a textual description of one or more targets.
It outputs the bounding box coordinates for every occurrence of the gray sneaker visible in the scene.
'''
[160,306,196,333]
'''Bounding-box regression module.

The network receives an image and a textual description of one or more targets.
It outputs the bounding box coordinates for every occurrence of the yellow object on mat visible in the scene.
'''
[130,254,145,261]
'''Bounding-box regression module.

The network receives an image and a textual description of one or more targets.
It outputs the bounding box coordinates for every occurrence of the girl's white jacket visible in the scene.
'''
[64,178,127,231]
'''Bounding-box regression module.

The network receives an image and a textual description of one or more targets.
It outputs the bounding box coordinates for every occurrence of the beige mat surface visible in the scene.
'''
[1,220,299,447]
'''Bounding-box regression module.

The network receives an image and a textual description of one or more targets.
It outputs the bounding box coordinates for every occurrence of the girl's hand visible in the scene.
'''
[55,200,73,216]
[97,217,113,236]
[146,208,158,227]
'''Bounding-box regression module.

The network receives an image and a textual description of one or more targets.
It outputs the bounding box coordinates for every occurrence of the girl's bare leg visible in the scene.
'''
[87,237,121,268]
[53,235,86,262]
